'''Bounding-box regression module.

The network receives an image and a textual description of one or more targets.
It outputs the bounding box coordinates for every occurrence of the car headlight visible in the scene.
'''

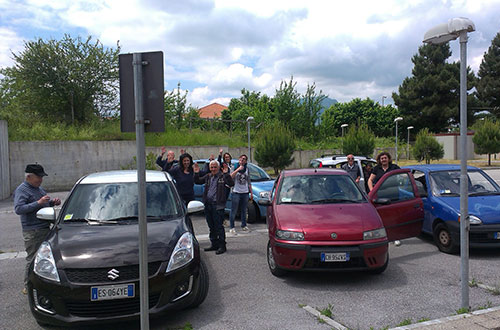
[166,232,194,273]
[459,214,482,225]
[363,228,387,240]
[275,230,304,241]
[34,242,60,283]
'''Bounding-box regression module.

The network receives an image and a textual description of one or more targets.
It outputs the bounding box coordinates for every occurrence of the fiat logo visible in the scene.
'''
[330,233,338,239]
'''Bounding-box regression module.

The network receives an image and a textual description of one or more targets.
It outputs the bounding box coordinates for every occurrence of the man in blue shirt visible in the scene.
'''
[14,164,61,294]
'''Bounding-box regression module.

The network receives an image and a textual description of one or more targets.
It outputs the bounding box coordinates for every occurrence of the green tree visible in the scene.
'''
[412,128,444,164]
[476,32,500,118]
[472,119,500,166]
[227,89,271,130]
[164,82,188,129]
[254,120,296,175]
[294,83,326,141]
[270,77,301,130]
[0,35,120,125]
[393,43,476,134]
[342,122,375,157]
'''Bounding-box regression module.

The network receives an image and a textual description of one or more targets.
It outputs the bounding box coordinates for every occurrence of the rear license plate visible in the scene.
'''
[321,252,350,262]
[494,232,500,240]
[91,283,135,301]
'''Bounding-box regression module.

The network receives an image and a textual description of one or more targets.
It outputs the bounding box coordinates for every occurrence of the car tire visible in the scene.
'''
[189,259,209,308]
[369,254,389,274]
[247,201,259,223]
[433,223,459,254]
[267,241,287,277]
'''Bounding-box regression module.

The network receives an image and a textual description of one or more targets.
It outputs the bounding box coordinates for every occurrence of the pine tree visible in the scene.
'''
[412,128,444,164]
[477,32,500,118]
[472,119,500,166]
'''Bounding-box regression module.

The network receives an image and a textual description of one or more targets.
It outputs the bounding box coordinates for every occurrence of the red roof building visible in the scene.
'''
[198,103,228,119]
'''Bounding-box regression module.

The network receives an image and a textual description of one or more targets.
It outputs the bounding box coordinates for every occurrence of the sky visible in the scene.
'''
[1,0,499,108]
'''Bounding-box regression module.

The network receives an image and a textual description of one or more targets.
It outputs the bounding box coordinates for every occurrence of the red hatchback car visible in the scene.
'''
[259,168,424,276]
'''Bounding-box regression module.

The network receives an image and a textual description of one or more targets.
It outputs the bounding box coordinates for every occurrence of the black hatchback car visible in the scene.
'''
[29,170,208,327]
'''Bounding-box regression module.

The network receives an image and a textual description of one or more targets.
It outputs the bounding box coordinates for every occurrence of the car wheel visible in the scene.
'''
[189,259,209,308]
[267,241,287,277]
[433,223,459,254]
[247,201,259,223]
[369,254,389,274]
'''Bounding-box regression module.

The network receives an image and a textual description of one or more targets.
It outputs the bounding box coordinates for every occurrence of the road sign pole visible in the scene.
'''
[133,52,149,330]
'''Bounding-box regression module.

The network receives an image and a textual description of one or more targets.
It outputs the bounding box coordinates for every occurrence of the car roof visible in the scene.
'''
[282,168,348,177]
[403,164,479,172]
[79,170,171,184]
[313,155,376,162]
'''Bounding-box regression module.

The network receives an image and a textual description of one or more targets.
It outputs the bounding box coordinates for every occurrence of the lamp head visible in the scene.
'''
[394,117,403,122]
[423,18,475,44]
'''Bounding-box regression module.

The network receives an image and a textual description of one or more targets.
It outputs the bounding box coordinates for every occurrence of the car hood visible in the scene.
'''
[274,203,382,241]
[50,219,186,268]
[436,195,500,224]
[252,180,274,193]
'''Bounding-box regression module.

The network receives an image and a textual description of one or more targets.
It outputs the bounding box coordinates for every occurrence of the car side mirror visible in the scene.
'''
[36,207,56,223]
[373,198,391,205]
[187,200,204,214]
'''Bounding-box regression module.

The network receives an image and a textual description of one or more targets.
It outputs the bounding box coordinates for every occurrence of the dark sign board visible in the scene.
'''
[119,51,165,132]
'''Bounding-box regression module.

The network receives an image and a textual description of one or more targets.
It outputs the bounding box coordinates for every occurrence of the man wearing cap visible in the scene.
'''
[14,164,61,294]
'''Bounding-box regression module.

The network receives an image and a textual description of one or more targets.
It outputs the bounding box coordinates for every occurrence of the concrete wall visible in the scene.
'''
[434,133,475,160]
[0,121,9,200]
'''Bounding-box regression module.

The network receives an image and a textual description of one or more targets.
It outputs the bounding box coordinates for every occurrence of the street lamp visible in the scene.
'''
[382,96,387,107]
[394,117,403,163]
[246,116,254,162]
[407,126,414,160]
[424,17,475,310]
[341,123,348,137]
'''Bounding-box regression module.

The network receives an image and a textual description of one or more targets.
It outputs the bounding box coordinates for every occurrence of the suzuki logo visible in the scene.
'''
[330,233,338,239]
[107,269,120,280]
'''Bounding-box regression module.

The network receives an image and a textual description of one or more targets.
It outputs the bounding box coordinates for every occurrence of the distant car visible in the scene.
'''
[309,155,376,193]
[193,159,275,223]
[404,164,500,254]
[29,170,208,327]
[259,168,424,277]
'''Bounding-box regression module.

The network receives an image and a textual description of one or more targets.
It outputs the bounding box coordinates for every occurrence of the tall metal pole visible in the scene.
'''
[133,53,149,330]
[395,121,398,164]
[247,120,251,162]
[459,31,469,310]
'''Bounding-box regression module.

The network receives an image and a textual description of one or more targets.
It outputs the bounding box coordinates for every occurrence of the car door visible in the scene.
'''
[368,169,424,241]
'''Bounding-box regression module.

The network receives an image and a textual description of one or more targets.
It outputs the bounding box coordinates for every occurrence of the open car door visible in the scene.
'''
[368,169,424,241]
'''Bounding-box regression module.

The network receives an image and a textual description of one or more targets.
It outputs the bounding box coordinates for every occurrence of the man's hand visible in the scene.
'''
[167,152,175,163]
[219,148,223,155]
[161,146,166,156]
[193,163,200,173]
[37,195,50,205]
[236,165,244,172]
[52,198,62,206]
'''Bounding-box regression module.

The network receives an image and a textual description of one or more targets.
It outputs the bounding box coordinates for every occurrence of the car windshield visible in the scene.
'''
[429,170,500,197]
[62,182,182,223]
[278,174,365,204]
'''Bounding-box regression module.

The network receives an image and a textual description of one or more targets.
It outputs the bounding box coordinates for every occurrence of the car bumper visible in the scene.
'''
[447,221,500,248]
[28,259,202,327]
[271,240,388,272]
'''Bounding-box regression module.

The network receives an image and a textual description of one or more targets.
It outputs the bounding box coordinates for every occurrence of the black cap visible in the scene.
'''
[25,164,48,177]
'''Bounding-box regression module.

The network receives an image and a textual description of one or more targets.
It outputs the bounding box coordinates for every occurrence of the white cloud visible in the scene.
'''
[0,28,24,69]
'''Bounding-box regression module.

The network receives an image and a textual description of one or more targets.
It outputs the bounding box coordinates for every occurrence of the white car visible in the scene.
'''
[309,155,377,193]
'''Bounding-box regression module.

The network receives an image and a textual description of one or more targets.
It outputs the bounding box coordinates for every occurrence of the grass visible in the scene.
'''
[469,278,479,288]
[455,307,470,315]
[318,303,333,318]
[396,319,413,326]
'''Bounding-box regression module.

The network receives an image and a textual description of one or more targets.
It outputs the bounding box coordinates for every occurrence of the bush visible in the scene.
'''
[412,128,444,164]
[472,119,500,166]
[342,122,375,157]
[254,120,296,174]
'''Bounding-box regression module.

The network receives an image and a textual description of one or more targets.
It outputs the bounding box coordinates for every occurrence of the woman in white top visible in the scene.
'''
[229,154,253,233]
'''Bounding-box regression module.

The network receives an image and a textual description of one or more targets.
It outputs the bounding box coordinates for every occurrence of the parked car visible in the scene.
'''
[29,170,208,327]
[309,155,376,193]
[193,159,275,223]
[404,164,500,254]
[259,168,424,277]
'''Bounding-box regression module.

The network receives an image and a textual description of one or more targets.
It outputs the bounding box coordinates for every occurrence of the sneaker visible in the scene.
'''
[229,228,236,234]
[394,240,402,246]
[241,226,249,231]
[22,287,27,295]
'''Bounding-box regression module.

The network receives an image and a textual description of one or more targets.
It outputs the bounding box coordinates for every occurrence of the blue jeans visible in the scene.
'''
[205,203,226,248]
[229,192,249,228]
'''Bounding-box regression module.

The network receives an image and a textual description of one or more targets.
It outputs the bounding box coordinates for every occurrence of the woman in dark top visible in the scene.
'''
[367,151,400,191]
[168,153,195,205]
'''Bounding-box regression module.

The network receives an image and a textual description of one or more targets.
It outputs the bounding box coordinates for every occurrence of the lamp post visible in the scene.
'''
[424,17,475,310]
[394,117,403,163]
[407,126,414,160]
[341,123,348,137]
[382,96,387,107]
[246,116,254,162]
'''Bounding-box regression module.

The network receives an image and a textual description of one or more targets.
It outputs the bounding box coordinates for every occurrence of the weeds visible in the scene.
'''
[455,307,470,315]
[469,278,479,287]
[396,319,412,326]
[318,303,333,318]
[417,317,430,322]
[477,301,493,310]
[488,284,500,295]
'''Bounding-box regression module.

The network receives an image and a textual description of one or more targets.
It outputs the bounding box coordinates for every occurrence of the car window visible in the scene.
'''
[62,182,182,222]
[376,173,415,202]
[278,174,365,204]
[247,163,271,182]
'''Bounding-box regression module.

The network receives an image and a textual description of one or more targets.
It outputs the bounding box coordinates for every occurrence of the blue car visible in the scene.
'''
[193,159,275,223]
[404,164,500,253]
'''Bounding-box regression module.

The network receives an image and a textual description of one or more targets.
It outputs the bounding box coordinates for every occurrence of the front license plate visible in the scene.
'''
[494,232,500,240]
[91,283,135,301]
[321,252,350,262]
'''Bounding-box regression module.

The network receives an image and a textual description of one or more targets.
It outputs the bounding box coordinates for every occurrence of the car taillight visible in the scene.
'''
[319,162,323,168]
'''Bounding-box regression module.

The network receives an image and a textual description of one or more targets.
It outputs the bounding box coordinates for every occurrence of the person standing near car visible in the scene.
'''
[341,154,361,184]
[14,164,61,294]
[194,160,234,254]
[229,154,252,234]
[368,151,400,191]
[167,153,196,205]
